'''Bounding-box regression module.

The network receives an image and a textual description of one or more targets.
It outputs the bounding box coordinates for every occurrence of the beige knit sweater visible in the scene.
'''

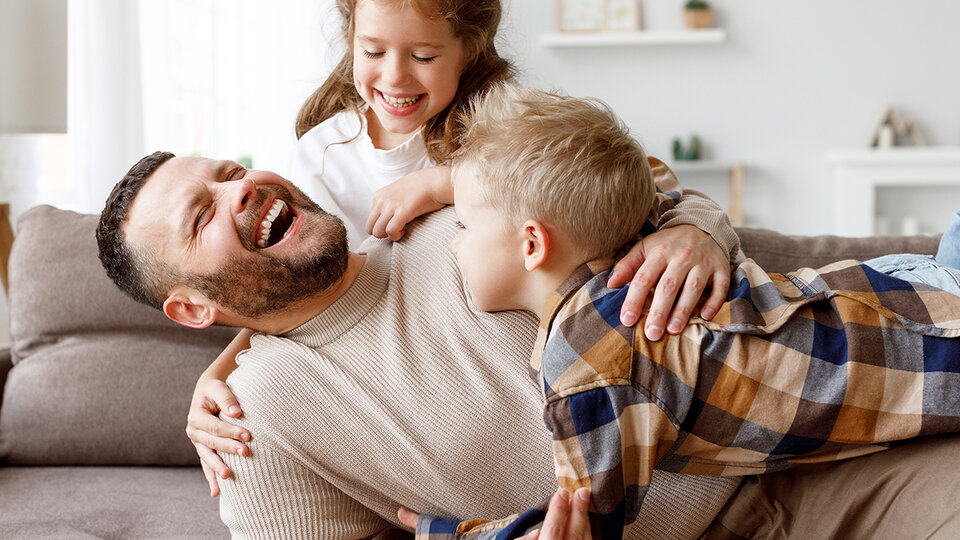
[218,208,740,540]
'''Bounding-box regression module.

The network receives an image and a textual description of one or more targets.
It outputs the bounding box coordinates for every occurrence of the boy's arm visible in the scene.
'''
[410,385,676,540]
[367,165,453,241]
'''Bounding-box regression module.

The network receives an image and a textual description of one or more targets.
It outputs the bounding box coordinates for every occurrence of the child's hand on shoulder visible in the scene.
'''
[366,165,453,241]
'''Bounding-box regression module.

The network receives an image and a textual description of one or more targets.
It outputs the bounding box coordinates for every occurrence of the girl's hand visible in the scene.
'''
[185,377,252,497]
[607,224,730,341]
[366,166,453,241]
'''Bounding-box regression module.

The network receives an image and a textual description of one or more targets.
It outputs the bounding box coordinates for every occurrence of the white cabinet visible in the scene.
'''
[829,148,960,236]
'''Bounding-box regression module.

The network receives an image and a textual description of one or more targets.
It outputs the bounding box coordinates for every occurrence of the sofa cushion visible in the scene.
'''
[0,466,227,539]
[736,226,941,273]
[0,206,238,465]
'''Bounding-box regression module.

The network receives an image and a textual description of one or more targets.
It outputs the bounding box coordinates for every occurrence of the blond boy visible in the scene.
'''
[412,85,960,540]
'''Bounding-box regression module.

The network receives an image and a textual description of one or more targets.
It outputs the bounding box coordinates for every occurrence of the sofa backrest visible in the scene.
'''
[0,205,238,465]
[736,226,940,273]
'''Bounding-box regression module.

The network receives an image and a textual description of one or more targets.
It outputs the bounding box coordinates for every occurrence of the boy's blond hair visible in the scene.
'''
[455,84,655,260]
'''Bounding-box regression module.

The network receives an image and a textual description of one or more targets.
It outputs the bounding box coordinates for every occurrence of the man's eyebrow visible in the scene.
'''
[355,35,445,49]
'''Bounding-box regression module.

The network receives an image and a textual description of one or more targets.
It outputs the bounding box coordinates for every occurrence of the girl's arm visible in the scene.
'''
[609,157,743,341]
[185,328,255,497]
[366,165,453,241]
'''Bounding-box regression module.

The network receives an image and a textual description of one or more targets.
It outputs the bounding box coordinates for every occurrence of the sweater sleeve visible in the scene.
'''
[219,439,391,540]
[647,157,745,264]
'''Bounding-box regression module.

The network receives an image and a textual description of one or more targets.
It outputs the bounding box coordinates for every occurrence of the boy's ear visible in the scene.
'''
[162,286,219,329]
[522,219,551,271]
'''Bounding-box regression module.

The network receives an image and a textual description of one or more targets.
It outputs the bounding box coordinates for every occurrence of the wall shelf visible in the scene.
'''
[668,161,745,227]
[540,29,726,48]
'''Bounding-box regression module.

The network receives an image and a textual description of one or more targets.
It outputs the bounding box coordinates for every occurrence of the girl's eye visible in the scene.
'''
[412,54,436,63]
[363,50,384,59]
[454,220,465,230]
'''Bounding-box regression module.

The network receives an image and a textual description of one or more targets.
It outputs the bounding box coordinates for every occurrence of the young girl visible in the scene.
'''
[185,0,741,498]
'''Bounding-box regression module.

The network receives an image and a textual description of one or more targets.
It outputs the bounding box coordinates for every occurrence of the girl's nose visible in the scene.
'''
[382,54,410,86]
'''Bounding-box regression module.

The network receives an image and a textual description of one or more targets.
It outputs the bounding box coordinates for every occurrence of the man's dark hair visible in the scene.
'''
[97,151,176,310]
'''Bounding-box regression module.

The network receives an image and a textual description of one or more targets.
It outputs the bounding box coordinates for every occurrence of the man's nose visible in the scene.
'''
[228,178,257,215]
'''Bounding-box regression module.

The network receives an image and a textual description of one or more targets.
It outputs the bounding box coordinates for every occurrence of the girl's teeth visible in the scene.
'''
[382,93,422,108]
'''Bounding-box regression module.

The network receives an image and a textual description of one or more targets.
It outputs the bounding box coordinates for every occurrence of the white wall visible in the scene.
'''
[500,0,960,234]
[0,0,67,133]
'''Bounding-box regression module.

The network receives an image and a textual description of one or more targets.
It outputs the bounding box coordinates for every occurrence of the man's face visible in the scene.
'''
[449,162,526,312]
[125,156,348,318]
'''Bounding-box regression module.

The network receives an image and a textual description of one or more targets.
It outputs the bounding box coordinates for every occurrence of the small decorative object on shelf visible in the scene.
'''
[606,0,641,31]
[683,0,713,29]
[557,0,641,32]
[672,134,701,161]
[558,0,605,32]
[870,106,927,149]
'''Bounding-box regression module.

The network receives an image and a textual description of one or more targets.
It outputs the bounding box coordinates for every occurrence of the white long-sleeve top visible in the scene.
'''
[288,109,434,249]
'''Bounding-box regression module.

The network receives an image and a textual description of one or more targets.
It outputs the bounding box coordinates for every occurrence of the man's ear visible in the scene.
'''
[522,219,551,271]
[162,286,219,329]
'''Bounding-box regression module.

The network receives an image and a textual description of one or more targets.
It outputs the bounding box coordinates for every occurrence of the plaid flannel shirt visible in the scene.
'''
[417,256,960,540]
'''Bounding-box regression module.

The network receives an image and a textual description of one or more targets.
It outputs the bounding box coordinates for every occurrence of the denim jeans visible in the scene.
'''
[862,209,960,296]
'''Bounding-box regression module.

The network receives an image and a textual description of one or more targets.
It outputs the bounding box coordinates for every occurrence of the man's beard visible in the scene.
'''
[187,185,349,320]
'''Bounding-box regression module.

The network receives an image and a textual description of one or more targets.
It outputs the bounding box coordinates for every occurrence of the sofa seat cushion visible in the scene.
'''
[0,206,238,465]
[0,466,227,539]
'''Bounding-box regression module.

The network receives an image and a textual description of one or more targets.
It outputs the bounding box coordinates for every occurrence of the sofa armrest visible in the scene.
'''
[0,347,11,404]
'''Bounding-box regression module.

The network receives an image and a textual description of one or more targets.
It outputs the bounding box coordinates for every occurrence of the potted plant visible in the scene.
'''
[684,0,713,29]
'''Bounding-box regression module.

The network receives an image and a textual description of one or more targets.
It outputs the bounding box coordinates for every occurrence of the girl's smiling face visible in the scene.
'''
[352,0,466,149]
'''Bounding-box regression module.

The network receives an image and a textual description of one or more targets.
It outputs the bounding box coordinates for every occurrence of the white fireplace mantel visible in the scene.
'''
[829,147,960,236]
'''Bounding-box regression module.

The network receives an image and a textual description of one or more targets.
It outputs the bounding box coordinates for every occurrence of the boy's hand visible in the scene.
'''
[396,488,592,540]
[186,377,252,497]
[366,165,453,241]
[522,488,592,540]
[607,224,730,340]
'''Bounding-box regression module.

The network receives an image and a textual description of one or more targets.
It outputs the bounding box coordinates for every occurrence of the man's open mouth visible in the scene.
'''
[257,199,296,248]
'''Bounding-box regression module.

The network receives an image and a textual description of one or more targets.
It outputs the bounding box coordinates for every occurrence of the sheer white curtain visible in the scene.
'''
[62,0,336,215]
[67,0,145,214]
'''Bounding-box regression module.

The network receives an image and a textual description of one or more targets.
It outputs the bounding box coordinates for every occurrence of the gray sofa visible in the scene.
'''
[0,205,942,539]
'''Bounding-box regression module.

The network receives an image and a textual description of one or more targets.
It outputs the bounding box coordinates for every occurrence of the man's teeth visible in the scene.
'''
[257,199,287,248]
[381,92,422,108]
